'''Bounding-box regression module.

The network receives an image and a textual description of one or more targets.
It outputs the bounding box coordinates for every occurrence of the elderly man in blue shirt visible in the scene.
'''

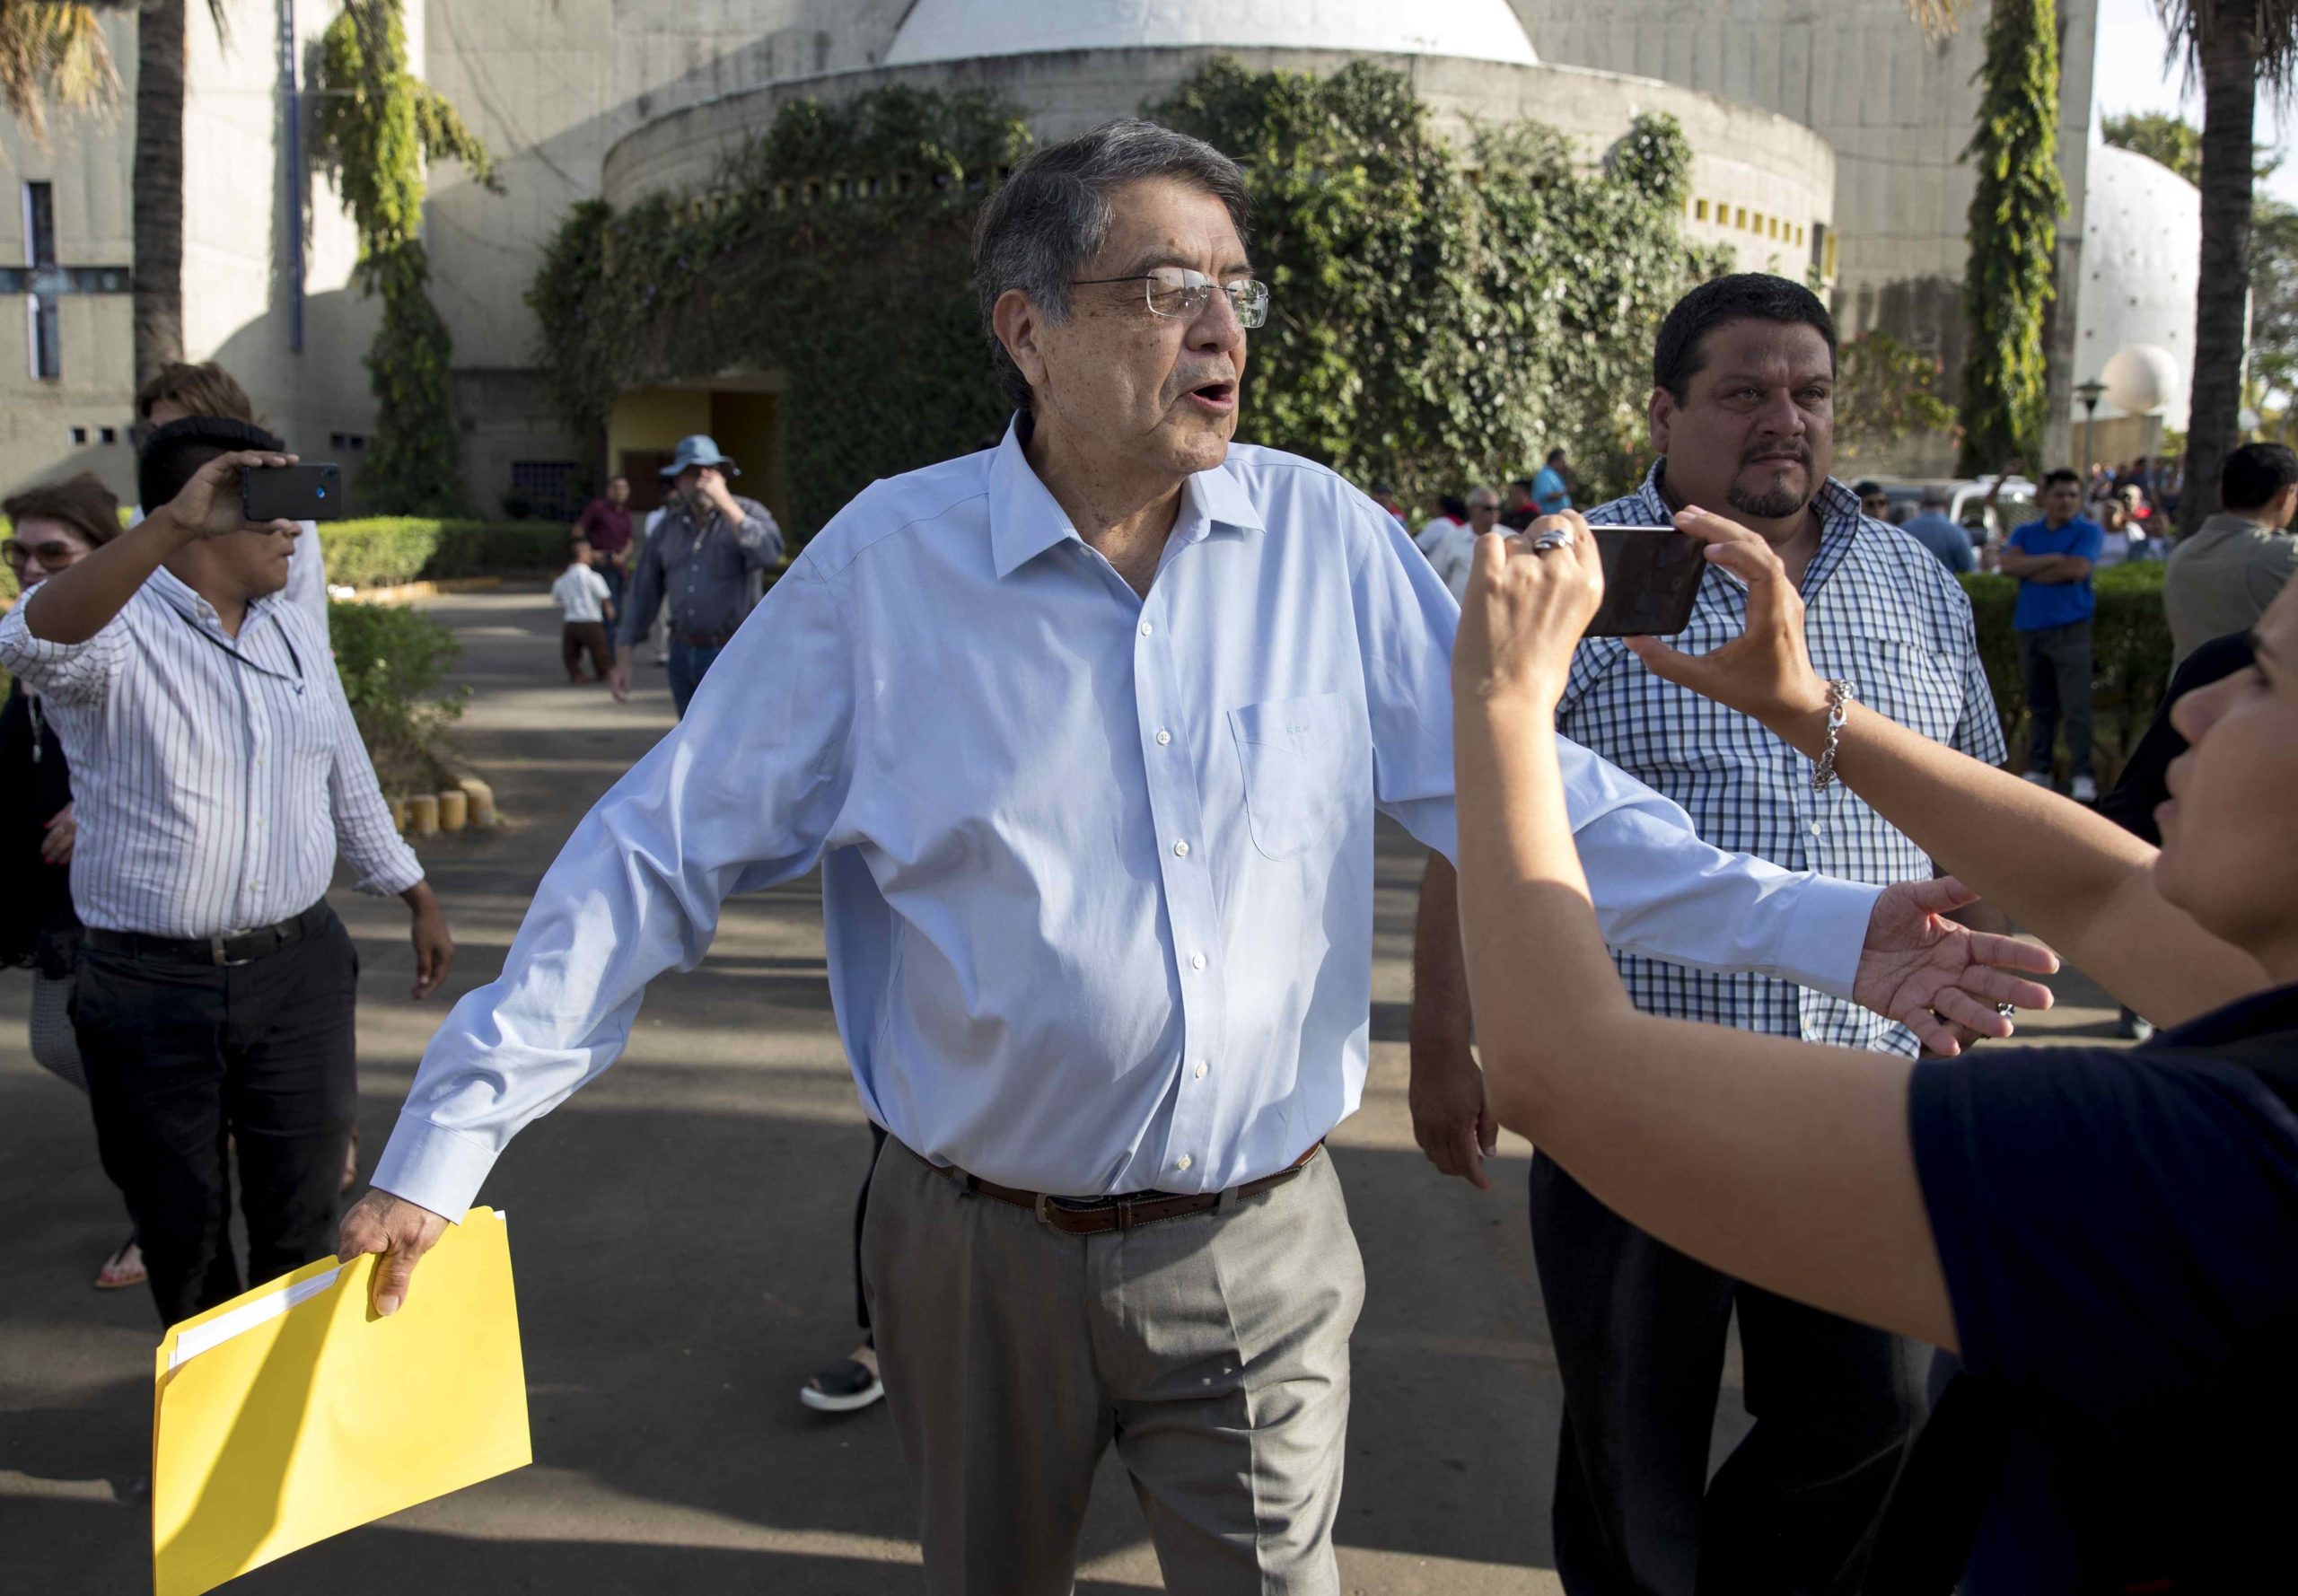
[341,121,2047,1596]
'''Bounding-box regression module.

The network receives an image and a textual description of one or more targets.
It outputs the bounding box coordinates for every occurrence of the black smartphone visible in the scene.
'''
[1584,526,1706,637]
[241,462,344,522]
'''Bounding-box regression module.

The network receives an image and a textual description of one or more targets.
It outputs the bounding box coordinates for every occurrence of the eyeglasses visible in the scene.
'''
[3,537,85,574]
[1072,267,1270,329]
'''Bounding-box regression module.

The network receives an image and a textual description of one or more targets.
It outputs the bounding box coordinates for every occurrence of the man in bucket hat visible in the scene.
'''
[614,434,783,715]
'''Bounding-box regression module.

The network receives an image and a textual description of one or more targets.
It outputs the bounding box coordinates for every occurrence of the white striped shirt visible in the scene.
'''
[0,566,422,936]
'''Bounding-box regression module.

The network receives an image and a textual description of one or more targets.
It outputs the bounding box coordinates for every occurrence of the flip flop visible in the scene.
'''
[799,1358,885,1414]
[95,1236,145,1291]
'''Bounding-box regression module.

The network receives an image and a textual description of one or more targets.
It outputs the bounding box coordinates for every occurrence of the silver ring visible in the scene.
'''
[1531,529,1574,552]
[1995,1003,2016,1018]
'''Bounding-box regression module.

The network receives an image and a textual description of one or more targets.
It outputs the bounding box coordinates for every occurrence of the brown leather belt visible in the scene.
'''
[923,1142,1323,1236]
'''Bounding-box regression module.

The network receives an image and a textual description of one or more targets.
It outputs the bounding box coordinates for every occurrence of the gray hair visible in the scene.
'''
[973,118,1252,413]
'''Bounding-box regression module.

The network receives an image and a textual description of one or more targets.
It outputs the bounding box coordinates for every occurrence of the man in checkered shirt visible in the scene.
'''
[1412,275,2004,1595]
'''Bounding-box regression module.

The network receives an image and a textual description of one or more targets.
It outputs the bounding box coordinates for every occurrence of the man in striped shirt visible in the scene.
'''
[0,417,455,1325]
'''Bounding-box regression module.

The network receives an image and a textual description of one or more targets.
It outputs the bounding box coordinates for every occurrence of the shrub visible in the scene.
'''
[320,518,573,589]
[1960,561,2172,778]
[329,599,469,795]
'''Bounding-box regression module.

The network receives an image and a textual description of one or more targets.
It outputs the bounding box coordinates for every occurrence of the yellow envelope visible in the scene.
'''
[151,1206,531,1596]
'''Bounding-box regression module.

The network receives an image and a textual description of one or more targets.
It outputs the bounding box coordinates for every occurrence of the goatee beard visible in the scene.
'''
[1727,483,1809,521]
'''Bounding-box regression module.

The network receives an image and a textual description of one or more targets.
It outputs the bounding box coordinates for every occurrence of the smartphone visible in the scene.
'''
[1584,525,1706,637]
[241,462,344,522]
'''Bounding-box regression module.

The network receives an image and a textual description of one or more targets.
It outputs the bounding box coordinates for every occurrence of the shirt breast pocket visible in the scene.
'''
[1850,636,1965,748]
[1228,692,1355,861]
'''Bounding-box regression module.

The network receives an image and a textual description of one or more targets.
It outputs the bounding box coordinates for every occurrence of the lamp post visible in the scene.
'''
[2075,377,2108,492]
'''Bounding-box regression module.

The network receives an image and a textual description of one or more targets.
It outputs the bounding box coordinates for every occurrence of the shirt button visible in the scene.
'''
[1139,620,1153,636]
[1172,840,1189,858]
[1190,951,1206,971]
[1194,1060,1208,1080]
[1176,1153,1193,1171]
[1154,729,1171,746]
[1808,820,1821,836]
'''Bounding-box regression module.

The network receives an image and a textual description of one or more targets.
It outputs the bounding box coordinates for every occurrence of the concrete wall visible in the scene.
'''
[601,48,1835,287]
[1513,0,2101,475]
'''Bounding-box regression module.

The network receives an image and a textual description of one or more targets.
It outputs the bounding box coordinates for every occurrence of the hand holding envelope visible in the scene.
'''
[152,1206,530,1596]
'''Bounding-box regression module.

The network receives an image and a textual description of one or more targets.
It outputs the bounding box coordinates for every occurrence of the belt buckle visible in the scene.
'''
[210,932,256,968]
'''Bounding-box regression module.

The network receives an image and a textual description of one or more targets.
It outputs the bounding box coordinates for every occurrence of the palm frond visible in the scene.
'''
[2154,1,2298,105]
[0,2,120,141]
[1906,0,1962,40]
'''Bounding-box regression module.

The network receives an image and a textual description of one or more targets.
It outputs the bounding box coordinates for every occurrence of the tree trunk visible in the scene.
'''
[2180,3,2259,539]
[132,0,186,388]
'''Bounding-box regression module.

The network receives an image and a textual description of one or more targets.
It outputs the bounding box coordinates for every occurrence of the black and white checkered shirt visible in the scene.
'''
[1565,463,2006,1055]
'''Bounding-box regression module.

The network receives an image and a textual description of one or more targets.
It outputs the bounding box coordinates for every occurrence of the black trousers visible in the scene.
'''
[1530,1153,1927,1596]
[852,1121,889,1340]
[73,909,359,1327]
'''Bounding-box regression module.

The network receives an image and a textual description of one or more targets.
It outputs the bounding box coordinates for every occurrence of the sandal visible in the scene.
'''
[799,1354,884,1415]
[95,1236,145,1291]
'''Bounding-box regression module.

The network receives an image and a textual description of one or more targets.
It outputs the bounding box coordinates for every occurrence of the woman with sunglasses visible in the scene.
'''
[1452,505,2295,1590]
[1,474,145,1291]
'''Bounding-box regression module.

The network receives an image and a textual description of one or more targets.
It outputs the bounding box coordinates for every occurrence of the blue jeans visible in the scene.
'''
[666,638,724,718]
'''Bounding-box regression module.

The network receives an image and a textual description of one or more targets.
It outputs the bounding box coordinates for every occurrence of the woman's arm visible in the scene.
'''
[1452,522,1959,1349]
[1627,511,2267,1027]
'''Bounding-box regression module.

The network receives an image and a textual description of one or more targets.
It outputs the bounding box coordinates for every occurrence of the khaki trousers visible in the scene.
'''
[861,1140,1364,1596]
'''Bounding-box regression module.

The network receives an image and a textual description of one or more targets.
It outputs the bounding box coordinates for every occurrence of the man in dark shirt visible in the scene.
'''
[612,435,782,717]
[573,475,635,617]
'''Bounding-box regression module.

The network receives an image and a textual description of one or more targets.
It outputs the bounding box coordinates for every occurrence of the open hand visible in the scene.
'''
[338,1188,452,1317]
[1453,510,1604,710]
[1855,878,2060,1054]
[1624,507,1831,735]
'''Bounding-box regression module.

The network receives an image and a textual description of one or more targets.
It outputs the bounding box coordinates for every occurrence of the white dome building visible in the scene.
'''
[883,0,1540,67]
[2073,138,2201,438]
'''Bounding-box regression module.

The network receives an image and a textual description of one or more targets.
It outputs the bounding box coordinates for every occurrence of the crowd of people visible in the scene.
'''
[6,117,2297,1596]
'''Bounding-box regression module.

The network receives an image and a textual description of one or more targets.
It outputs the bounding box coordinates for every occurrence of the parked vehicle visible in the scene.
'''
[1868,478,2037,548]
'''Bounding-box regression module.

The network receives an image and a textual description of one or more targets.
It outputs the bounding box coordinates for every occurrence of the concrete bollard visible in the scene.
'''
[390,797,409,833]
[408,793,440,836]
[438,789,469,832]
[458,777,497,829]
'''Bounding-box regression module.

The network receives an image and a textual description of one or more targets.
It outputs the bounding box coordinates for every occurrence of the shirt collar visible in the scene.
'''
[146,563,277,634]
[987,413,1266,581]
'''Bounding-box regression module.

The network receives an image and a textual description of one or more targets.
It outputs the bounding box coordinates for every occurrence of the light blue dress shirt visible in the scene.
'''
[373,425,1881,1215]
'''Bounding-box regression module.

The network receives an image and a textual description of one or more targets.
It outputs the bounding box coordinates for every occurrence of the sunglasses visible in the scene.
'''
[3,537,85,573]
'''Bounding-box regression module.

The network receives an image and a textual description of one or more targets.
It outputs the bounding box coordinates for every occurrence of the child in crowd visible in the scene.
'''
[553,539,616,685]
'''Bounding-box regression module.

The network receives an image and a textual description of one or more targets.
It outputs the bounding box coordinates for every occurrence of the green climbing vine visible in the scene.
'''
[1957,0,2066,474]
[309,0,497,516]
[527,65,1724,536]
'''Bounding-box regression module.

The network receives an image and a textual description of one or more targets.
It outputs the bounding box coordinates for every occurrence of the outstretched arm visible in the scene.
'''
[1627,510,2268,1026]
[1452,523,1958,1349]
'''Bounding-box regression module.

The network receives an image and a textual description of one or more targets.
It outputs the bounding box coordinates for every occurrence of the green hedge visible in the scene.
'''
[1959,561,2172,779]
[329,599,469,795]
[319,518,573,589]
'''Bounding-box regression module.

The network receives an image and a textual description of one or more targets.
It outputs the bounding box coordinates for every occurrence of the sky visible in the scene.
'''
[2091,0,2298,206]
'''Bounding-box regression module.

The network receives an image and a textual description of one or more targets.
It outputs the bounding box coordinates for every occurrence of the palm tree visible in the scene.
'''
[0,1,116,134]
[2153,3,2298,534]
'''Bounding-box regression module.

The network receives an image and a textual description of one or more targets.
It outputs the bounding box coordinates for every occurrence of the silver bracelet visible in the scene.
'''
[1811,679,1855,791]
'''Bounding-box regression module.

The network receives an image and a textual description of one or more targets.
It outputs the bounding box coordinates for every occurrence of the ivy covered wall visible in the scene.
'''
[528,63,1729,539]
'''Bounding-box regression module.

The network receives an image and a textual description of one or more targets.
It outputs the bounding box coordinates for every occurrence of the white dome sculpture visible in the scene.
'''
[2101,342,2180,417]
[881,0,1540,68]
[2073,139,2199,427]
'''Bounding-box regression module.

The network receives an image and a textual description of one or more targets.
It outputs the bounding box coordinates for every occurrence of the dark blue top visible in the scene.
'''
[1902,984,2298,1592]
[1900,511,1977,574]
[2006,517,2106,631]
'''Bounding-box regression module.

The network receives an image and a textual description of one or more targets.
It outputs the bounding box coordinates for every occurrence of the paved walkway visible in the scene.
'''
[0,587,2126,1593]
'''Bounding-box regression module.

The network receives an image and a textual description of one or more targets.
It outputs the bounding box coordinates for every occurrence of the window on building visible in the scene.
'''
[508,460,579,518]
[99,425,117,444]
[69,425,87,444]
[1695,198,1709,221]
[1734,206,1747,230]
[23,180,58,381]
